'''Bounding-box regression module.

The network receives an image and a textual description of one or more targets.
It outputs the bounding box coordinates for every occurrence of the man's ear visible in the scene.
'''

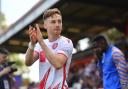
[43,21,47,29]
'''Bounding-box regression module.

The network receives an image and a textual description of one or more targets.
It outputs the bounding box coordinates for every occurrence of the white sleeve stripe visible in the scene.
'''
[57,52,68,61]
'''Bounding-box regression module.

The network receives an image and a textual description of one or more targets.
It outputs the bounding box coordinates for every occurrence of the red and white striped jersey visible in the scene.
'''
[34,36,73,89]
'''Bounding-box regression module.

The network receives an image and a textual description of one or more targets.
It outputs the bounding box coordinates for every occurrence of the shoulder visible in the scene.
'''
[112,46,123,55]
[59,36,73,47]
[60,36,73,44]
[112,46,125,60]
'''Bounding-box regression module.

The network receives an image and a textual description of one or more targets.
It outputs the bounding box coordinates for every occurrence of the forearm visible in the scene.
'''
[25,48,35,66]
[116,60,128,88]
[0,70,5,77]
[0,67,11,77]
[119,75,128,89]
[39,41,62,69]
[121,81,128,89]
[113,52,128,88]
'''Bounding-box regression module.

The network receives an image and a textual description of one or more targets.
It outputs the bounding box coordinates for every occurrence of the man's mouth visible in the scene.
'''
[54,29,58,31]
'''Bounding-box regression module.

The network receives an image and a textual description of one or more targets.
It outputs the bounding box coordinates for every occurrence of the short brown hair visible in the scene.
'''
[43,8,61,21]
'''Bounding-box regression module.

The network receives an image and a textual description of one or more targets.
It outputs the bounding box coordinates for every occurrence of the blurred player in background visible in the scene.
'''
[91,35,128,89]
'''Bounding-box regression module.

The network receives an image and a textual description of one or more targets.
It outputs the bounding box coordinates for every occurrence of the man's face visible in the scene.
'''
[92,44,102,55]
[44,14,62,36]
[92,40,107,59]
[0,54,7,64]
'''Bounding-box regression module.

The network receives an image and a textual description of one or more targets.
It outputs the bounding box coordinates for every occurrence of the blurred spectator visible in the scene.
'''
[82,62,102,89]
[91,35,128,89]
[28,82,39,89]
[67,62,102,89]
[67,68,79,87]
[0,47,15,89]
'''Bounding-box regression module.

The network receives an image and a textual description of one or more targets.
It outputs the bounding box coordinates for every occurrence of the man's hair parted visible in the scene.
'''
[43,8,61,21]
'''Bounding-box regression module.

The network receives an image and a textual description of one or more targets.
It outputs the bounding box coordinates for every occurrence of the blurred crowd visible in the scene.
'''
[67,61,103,89]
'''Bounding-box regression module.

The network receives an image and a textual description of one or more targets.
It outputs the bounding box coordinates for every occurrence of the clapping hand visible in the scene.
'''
[35,24,43,43]
[28,25,37,45]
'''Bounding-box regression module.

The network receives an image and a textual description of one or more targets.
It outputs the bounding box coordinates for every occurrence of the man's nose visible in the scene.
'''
[55,22,59,26]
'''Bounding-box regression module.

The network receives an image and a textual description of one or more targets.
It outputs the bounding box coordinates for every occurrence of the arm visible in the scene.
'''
[25,26,38,66]
[25,44,39,66]
[0,67,11,77]
[113,51,128,89]
[38,41,67,69]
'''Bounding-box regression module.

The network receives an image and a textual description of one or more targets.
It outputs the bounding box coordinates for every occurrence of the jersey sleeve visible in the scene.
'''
[57,39,73,58]
[112,50,128,88]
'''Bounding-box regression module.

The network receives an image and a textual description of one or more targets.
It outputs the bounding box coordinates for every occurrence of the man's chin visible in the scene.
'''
[55,32,60,35]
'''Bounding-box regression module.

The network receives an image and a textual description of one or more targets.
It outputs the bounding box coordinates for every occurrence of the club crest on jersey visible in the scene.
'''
[52,43,58,49]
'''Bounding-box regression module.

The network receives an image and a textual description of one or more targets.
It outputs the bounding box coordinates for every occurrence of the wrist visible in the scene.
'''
[39,40,47,49]
[28,42,35,50]
[38,40,44,45]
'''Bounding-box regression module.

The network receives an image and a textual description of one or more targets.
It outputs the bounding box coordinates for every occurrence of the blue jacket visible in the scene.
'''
[98,45,121,89]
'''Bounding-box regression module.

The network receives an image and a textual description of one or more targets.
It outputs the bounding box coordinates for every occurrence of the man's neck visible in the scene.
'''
[48,35,61,42]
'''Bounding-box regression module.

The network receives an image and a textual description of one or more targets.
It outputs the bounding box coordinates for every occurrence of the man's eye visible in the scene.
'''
[51,21,55,23]
[58,20,62,23]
